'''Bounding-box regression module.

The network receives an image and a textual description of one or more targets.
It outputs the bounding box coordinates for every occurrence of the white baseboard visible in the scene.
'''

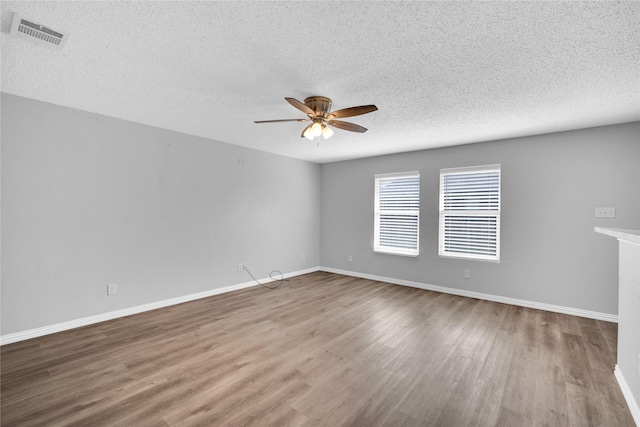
[615,365,640,426]
[0,267,320,346]
[320,267,618,323]
[1,266,616,346]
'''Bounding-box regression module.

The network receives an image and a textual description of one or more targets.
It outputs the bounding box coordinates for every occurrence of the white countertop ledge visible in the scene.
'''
[594,227,640,245]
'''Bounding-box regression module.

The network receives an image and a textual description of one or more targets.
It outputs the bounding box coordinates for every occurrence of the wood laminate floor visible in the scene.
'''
[1,272,634,426]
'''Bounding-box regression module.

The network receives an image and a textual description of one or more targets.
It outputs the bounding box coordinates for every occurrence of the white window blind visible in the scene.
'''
[439,165,500,262]
[374,172,420,256]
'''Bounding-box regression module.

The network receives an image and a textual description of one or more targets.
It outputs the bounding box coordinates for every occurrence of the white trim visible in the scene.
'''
[438,252,500,263]
[615,365,640,426]
[374,170,420,179]
[374,171,420,257]
[320,267,618,323]
[374,247,419,257]
[0,267,320,346]
[440,163,501,175]
[1,266,618,346]
[439,165,501,262]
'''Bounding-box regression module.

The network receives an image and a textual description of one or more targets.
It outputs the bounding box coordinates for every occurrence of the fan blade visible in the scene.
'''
[328,105,378,119]
[254,118,309,123]
[285,97,316,116]
[327,120,368,133]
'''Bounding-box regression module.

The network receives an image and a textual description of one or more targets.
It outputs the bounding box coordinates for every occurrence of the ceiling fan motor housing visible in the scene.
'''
[304,96,332,117]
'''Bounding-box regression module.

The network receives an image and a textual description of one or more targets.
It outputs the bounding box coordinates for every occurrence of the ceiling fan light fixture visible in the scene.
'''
[311,122,323,137]
[303,125,315,140]
[322,124,334,140]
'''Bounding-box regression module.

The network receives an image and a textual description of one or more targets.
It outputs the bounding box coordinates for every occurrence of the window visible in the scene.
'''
[439,165,501,262]
[374,172,420,256]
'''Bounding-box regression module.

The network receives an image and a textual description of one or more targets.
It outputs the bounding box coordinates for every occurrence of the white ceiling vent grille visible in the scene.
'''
[9,12,69,51]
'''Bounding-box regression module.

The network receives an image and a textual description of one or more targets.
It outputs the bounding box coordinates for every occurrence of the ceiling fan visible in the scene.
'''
[254,96,378,141]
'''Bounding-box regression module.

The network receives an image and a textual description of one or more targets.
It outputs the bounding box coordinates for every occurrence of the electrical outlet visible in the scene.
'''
[348,255,353,262]
[107,283,117,295]
[238,263,244,272]
[595,207,616,218]
[301,253,306,261]
[463,269,471,279]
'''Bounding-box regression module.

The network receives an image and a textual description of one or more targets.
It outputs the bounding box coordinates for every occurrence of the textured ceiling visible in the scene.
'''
[1,1,639,163]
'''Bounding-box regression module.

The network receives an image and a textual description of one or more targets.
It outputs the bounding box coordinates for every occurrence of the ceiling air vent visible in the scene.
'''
[9,12,69,51]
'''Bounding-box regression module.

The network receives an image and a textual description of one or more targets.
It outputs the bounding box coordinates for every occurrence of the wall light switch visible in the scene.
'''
[595,207,616,218]
[107,283,117,295]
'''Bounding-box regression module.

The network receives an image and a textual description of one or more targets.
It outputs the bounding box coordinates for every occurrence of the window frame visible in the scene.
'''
[438,164,501,262]
[374,171,420,257]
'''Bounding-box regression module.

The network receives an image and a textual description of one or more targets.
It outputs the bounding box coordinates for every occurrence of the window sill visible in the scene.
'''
[374,248,419,257]
[438,253,500,263]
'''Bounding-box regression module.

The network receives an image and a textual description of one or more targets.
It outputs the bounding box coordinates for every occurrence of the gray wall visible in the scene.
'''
[1,93,320,335]
[320,122,640,316]
[2,91,638,337]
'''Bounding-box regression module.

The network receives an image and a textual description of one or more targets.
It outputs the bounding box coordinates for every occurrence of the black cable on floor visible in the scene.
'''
[243,265,287,289]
